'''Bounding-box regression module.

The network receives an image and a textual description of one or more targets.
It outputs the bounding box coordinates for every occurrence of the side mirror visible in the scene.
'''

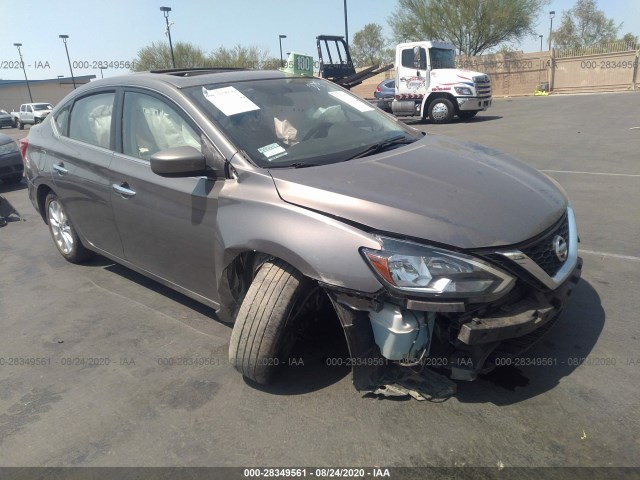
[150,146,209,178]
[413,46,422,69]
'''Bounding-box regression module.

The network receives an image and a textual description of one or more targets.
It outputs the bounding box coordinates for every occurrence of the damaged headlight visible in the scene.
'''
[362,237,514,299]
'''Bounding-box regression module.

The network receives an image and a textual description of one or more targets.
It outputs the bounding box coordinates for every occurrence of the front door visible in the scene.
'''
[109,90,222,301]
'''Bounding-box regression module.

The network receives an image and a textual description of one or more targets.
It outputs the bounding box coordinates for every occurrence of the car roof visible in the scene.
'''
[84,69,296,91]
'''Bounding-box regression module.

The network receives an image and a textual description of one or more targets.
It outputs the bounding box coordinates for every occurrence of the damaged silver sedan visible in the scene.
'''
[22,69,582,398]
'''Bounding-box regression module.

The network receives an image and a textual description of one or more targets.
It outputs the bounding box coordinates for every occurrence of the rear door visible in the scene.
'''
[49,90,123,256]
[109,89,222,300]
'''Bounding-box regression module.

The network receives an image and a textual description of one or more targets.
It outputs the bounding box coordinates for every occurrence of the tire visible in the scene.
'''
[3,173,23,185]
[17,119,24,130]
[229,259,314,384]
[45,193,93,263]
[458,110,478,120]
[34,117,41,125]
[428,98,455,124]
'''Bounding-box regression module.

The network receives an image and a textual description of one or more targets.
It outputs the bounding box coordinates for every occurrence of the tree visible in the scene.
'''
[209,45,278,69]
[133,41,210,71]
[552,0,621,49]
[388,0,549,56]
[351,23,391,67]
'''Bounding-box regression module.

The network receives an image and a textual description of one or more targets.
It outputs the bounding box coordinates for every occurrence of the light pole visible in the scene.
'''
[548,11,555,51]
[160,6,176,68]
[343,0,349,48]
[539,34,544,52]
[13,43,33,102]
[99,67,106,79]
[279,34,287,67]
[59,35,76,89]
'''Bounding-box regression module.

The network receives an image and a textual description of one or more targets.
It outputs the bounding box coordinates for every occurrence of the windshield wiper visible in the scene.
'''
[268,162,321,169]
[346,135,416,160]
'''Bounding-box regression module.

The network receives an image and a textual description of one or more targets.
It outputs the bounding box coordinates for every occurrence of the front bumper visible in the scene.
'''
[457,97,492,111]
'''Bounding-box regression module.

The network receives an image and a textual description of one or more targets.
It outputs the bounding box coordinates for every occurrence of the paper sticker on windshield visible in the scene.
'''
[258,143,287,160]
[202,86,260,116]
[328,91,374,112]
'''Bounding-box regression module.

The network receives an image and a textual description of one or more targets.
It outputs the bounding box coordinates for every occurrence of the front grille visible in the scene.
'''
[520,213,569,277]
[474,81,491,98]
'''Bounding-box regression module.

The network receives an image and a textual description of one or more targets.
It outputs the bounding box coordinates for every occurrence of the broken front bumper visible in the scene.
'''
[325,256,582,397]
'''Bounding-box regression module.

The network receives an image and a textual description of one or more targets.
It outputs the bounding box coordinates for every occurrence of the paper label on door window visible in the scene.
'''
[328,91,374,112]
[202,86,260,116]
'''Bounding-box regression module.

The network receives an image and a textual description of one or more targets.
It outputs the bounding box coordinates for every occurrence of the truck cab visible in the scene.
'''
[392,41,492,123]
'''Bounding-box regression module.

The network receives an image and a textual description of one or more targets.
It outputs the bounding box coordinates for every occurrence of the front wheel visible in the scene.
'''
[229,259,314,384]
[45,193,93,263]
[17,119,24,130]
[34,117,41,125]
[428,98,455,124]
[458,110,478,120]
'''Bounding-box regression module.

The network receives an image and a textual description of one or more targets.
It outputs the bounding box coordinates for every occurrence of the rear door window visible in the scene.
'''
[68,92,115,149]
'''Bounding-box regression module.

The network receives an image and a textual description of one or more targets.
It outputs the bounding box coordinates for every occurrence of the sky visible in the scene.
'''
[1,0,639,81]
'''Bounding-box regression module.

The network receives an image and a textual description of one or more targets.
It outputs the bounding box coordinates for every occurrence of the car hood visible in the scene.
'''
[269,135,567,249]
[430,68,488,86]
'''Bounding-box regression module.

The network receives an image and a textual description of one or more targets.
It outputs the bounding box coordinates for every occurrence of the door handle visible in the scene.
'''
[112,183,136,198]
[53,163,68,175]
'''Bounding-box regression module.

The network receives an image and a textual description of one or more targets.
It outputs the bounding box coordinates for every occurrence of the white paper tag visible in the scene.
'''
[258,143,287,160]
[328,91,374,112]
[202,86,260,116]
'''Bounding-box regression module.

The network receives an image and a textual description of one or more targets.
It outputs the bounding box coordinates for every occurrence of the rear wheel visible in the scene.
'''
[229,259,314,384]
[45,193,93,263]
[458,110,478,120]
[428,98,455,124]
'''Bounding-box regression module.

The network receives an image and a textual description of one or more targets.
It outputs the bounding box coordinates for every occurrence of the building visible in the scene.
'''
[0,76,96,111]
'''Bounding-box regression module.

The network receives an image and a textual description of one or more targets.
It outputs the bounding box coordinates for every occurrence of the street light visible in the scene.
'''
[343,0,349,48]
[279,34,287,67]
[13,43,33,102]
[548,11,555,51]
[160,6,176,68]
[99,67,107,79]
[539,34,544,52]
[59,35,77,89]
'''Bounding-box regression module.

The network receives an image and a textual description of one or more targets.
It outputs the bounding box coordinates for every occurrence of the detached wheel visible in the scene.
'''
[45,193,93,263]
[458,110,478,120]
[229,259,314,384]
[428,98,455,124]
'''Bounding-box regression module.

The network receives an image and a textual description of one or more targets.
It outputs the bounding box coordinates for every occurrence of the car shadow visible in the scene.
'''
[455,279,605,405]
[402,115,502,126]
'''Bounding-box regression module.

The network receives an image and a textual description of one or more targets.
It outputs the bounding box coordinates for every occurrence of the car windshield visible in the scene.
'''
[187,77,419,168]
[33,104,53,111]
[430,48,455,69]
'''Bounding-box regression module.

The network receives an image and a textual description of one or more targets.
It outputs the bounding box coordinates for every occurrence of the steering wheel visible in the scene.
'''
[302,121,332,141]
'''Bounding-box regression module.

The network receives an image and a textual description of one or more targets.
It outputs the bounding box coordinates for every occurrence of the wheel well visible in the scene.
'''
[36,184,53,223]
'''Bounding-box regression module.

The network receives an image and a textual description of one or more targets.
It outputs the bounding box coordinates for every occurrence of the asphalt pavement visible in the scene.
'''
[0,92,638,470]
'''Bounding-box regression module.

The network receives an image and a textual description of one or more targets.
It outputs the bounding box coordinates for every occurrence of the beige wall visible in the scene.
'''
[0,80,91,111]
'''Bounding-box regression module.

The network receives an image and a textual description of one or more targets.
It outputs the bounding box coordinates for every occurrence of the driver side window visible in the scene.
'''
[123,91,201,160]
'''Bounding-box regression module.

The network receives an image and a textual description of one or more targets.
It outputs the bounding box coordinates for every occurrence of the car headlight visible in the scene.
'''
[362,237,514,299]
[0,141,18,155]
[454,86,473,96]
